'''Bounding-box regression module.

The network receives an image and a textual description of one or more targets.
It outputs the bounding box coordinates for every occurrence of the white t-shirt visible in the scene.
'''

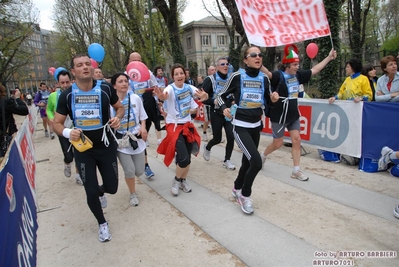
[163,83,198,124]
[110,93,148,155]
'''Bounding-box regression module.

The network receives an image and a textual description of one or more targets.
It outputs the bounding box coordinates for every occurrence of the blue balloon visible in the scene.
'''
[54,67,67,81]
[88,43,105,62]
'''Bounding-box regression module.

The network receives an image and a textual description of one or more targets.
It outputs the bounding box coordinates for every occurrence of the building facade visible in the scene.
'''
[171,16,241,76]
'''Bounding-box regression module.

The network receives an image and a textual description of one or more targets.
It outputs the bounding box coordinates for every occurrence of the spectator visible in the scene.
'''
[361,64,378,101]
[0,85,29,157]
[375,55,399,102]
[329,58,372,166]
[329,58,372,103]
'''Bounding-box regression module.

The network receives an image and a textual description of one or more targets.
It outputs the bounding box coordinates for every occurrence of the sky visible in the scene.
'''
[32,0,209,31]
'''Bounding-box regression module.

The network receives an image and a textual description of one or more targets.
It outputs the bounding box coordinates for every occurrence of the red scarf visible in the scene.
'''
[157,122,201,166]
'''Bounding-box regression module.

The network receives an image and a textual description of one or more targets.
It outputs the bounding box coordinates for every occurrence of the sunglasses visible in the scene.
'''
[246,52,263,58]
[219,63,229,66]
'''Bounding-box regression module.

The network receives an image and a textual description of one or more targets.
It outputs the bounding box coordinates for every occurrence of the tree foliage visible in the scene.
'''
[0,0,38,87]
[346,0,372,58]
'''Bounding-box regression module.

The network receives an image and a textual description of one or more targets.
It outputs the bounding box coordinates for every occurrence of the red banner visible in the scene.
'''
[236,0,331,47]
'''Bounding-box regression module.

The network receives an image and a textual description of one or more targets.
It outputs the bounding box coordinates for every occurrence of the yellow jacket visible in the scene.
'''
[337,74,372,101]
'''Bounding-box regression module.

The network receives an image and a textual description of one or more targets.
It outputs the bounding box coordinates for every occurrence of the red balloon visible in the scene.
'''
[126,61,150,82]
[48,67,56,74]
[90,58,98,68]
[306,43,318,59]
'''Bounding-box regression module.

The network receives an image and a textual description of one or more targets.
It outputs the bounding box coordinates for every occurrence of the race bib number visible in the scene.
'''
[75,109,100,118]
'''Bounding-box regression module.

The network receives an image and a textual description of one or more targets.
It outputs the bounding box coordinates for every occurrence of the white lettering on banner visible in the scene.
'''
[313,112,340,140]
[236,0,331,47]
[17,197,34,267]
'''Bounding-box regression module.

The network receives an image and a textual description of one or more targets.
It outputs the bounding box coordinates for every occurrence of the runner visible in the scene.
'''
[155,63,208,196]
[202,57,235,170]
[53,54,124,242]
[217,45,275,215]
[201,65,216,141]
[34,82,55,139]
[46,69,83,185]
[111,72,148,206]
[261,44,337,181]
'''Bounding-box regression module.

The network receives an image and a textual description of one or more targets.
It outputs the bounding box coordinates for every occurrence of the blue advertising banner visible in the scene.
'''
[362,102,399,159]
[0,144,38,267]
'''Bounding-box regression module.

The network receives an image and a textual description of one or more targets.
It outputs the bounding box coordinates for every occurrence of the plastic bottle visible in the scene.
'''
[225,104,237,121]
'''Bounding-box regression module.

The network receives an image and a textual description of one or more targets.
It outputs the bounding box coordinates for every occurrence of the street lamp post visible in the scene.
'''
[144,0,157,70]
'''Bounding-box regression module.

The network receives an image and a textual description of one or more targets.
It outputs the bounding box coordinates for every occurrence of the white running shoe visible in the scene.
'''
[75,174,83,185]
[99,195,107,208]
[98,222,112,242]
[237,194,254,214]
[231,188,242,203]
[129,192,139,206]
[260,152,267,169]
[180,179,192,193]
[291,171,309,181]
[378,146,393,171]
[203,145,210,161]
[223,160,236,170]
[171,179,180,196]
[64,164,71,177]
[202,133,208,141]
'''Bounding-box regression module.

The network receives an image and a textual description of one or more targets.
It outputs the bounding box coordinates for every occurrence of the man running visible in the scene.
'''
[53,54,124,242]
[202,57,235,170]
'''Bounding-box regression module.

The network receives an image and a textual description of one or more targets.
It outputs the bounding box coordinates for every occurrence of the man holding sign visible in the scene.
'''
[260,44,336,181]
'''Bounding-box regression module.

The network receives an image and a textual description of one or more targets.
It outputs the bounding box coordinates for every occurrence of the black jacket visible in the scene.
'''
[0,97,29,135]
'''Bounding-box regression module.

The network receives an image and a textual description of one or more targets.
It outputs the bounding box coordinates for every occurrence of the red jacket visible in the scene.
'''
[157,122,200,167]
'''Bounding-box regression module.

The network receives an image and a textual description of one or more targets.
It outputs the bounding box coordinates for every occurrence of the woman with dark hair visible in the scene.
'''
[361,64,378,101]
[216,45,275,215]
[375,55,399,102]
[0,85,29,136]
[111,72,148,206]
[329,58,372,103]
[154,63,208,197]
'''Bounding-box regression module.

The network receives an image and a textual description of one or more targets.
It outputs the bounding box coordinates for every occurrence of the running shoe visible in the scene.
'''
[157,139,162,146]
[171,179,180,196]
[64,164,71,178]
[237,194,254,214]
[394,204,399,219]
[223,160,236,170]
[291,171,309,181]
[180,179,192,193]
[231,188,241,203]
[45,131,49,138]
[203,145,210,161]
[202,133,208,141]
[98,222,112,242]
[260,152,267,169]
[75,174,83,185]
[129,192,139,206]
[50,132,55,139]
[145,166,155,178]
[378,146,393,171]
[99,195,107,209]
